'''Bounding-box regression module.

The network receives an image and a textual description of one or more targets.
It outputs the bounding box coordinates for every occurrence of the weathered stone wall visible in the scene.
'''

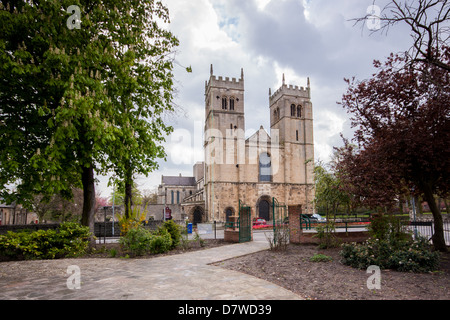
[204,182,314,222]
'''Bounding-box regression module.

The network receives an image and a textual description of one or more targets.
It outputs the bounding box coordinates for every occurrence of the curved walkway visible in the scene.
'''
[0,231,302,300]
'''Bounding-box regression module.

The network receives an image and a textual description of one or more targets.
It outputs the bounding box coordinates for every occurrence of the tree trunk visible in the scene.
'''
[422,183,447,252]
[80,165,96,236]
[124,180,133,218]
[124,161,133,218]
[444,198,450,214]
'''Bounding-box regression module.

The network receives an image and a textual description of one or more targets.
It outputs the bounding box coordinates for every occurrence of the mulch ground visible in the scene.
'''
[213,243,450,300]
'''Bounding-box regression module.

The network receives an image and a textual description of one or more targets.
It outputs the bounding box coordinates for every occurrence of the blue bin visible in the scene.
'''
[187,223,193,234]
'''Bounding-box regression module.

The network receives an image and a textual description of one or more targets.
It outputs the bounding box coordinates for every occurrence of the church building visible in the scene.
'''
[157,65,315,224]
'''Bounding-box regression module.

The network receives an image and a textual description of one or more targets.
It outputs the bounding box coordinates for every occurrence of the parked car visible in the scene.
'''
[253,218,267,226]
[303,213,326,222]
[311,213,326,222]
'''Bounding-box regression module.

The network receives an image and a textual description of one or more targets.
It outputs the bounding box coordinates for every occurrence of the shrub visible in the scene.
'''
[119,226,173,256]
[340,214,440,273]
[266,225,289,251]
[368,214,409,245]
[118,205,147,236]
[387,237,441,272]
[57,222,91,257]
[193,231,205,248]
[158,220,182,249]
[340,236,440,272]
[310,253,333,262]
[148,228,172,254]
[0,222,91,260]
[109,248,118,258]
[119,226,153,257]
[314,221,340,249]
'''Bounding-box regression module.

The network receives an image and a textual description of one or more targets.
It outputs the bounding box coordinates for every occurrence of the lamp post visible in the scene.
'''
[112,183,115,237]
[411,187,418,239]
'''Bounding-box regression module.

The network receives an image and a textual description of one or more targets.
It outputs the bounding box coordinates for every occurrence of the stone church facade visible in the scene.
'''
[157,65,315,224]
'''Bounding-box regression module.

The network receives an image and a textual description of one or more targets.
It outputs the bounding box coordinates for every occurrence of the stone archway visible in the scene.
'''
[192,206,204,225]
[225,207,235,223]
[256,196,271,221]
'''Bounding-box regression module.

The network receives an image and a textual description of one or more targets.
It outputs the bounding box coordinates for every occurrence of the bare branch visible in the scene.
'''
[349,0,450,72]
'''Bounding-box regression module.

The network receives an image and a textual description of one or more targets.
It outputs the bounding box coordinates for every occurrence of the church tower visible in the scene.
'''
[204,64,245,140]
[204,65,245,221]
[269,75,315,213]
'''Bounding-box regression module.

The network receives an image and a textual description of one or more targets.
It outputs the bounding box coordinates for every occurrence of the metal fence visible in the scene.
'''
[407,220,450,246]
[302,216,450,246]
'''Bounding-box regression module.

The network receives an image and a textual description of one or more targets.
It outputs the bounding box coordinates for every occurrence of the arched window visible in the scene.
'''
[171,190,174,204]
[291,104,296,116]
[230,98,235,110]
[259,153,271,182]
[277,107,280,120]
[297,105,302,118]
[273,109,278,121]
[177,191,180,204]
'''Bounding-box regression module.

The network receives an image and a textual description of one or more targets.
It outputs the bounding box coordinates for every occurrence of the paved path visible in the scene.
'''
[0,231,302,300]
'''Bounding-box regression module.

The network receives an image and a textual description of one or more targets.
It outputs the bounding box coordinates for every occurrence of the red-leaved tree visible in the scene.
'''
[336,49,450,252]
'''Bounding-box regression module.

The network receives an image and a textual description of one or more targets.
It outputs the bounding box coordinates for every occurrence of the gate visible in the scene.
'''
[272,197,289,245]
[239,200,252,243]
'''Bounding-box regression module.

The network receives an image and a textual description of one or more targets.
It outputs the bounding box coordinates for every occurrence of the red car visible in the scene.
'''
[253,218,267,226]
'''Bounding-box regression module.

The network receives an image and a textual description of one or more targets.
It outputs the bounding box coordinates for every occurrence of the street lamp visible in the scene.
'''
[411,187,418,239]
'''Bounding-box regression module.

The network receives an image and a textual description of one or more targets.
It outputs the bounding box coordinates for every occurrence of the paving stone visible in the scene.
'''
[0,231,302,300]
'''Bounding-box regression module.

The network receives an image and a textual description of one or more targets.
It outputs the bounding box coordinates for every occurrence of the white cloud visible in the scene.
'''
[314,109,346,162]
[255,0,272,11]
[273,61,308,89]
[165,0,235,51]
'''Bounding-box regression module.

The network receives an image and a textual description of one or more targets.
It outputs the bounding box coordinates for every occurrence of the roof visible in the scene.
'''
[246,125,271,143]
[0,198,16,208]
[162,176,196,187]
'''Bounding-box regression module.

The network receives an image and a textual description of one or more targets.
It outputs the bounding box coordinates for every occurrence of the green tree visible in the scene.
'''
[110,182,143,207]
[313,162,348,219]
[0,1,179,233]
[0,1,80,205]
[102,4,177,216]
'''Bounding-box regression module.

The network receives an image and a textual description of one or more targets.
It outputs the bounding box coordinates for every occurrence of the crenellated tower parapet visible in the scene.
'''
[269,75,310,105]
[205,65,244,97]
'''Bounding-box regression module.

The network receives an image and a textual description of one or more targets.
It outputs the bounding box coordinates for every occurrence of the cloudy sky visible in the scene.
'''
[96,0,414,198]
